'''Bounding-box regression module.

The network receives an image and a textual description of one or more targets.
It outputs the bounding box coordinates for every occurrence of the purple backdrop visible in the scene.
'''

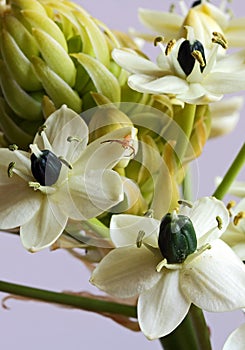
[0,1,244,349]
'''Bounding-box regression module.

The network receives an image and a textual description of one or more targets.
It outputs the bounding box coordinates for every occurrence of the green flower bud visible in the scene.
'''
[158,211,197,263]
[0,0,134,148]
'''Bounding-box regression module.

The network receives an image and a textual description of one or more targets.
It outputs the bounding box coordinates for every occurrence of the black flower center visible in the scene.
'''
[191,0,202,8]
[31,149,62,186]
[177,39,206,76]
[158,213,197,263]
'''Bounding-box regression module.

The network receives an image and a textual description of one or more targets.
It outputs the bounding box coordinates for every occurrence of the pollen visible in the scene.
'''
[191,50,206,68]
[154,36,164,47]
[165,39,176,55]
[226,200,236,216]
[233,211,245,226]
[7,161,16,178]
[216,216,223,230]
[212,32,228,49]
[136,230,145,248]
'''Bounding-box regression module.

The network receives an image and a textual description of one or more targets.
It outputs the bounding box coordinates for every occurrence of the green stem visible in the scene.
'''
[174,103,196,164]
[159,305,211,350]
[0,280,136,318]
[212,142,245,200]
[182,164,193,201]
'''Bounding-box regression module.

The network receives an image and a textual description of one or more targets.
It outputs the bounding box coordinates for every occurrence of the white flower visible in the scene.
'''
[138,0,245,49]
[112,27,245,105]
[90,197,245,339]
[222,199,245,260]
[0,105,137,252]
[223,323,245,350]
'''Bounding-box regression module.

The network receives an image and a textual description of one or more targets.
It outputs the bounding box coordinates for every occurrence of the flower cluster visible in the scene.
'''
[0,0,244,349]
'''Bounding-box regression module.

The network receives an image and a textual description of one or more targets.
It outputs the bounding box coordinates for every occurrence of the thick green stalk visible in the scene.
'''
[174,103,196,164]
[159,305,211,350]
[212,142,245,200]
[0,280,136,318]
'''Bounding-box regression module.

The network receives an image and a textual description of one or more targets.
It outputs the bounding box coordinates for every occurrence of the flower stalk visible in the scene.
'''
[213,142,245,200]
[0,280,137,318]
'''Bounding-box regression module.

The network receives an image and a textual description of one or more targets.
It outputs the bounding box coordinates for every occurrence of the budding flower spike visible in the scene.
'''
[0,105,137,252]
[91,197,245,339]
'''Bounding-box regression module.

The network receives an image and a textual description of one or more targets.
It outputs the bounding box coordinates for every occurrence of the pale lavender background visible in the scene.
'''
[0,1,244,349]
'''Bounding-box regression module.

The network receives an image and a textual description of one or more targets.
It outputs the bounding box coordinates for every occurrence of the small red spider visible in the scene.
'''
[101,134,136,157]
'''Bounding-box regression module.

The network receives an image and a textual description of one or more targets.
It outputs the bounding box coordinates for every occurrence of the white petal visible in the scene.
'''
[180,197,229,246]
[138,271,191,339]
[180,240,245,312]
[138,9,183,40]
[0,167,41,229]
[20,196,67,252]
[67,170,124,220]
[177,83,222,104]
[112,48,162,75]
[34,105,89,163]
[128,74,188,94]
[204,71,245,94]
[223,323,245,350]
[76,126,137,171]
[110,214,160,247]
[90,245,163,298]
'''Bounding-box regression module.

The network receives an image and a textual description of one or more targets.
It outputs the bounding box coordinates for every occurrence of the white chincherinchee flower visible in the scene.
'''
[138,0,245,49]
[223,323,245,350]
[112,26,245,105]
[0,105,137,252]
[90,197,245,339]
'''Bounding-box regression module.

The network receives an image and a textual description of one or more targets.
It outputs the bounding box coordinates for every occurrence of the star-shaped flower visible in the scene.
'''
[112,27,245,104]
[138,0,245,49]
[91,197,245,339]
[0,105,137,252]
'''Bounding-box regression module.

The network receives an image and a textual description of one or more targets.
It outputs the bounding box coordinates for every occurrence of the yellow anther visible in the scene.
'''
[7,162,15,178]
[233,211,245,226]
[165,39,176,55]
[58,156,73,169]
[212,32,228,49]
[67,136,81,143]
[226,200,236,216]
[9,144,18,151]
[154,36,164,47]
[136,230,145,248]
[38,124,47,136]
[216,216,223,230]
[29,181,41,190]
[178,200,193,208]
[191,50,206,67]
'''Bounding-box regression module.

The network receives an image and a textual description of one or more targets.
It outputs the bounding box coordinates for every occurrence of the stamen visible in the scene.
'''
[216,216,223,230]
[185,243,211,264]
[165,39,176,55]
[8,144,18,151]
[169,4,175,13]
[154,36,164,47]
[101,136,136,157]
[29,144,43,158]
[171,209,178,221]
[233,211,245,226]
[156,258,182,272]
[212,32,228,49]
[191,50,206,68]
[136,230,145,248]
[29,181,41,190]
[178,200,193,208]
[58,156,73,169]
[226,200,236,216]
[67,136,82,143]
[144,209,154,218]
[40,130,52,150]
[7,162,15,178]
[38,124,47,135]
